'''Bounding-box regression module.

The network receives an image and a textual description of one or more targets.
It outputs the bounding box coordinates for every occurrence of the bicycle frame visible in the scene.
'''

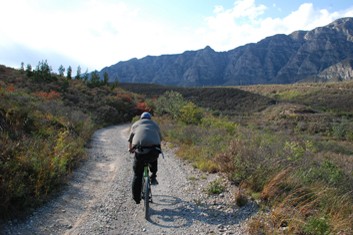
[143,164,149,180]
[142,163,152,220]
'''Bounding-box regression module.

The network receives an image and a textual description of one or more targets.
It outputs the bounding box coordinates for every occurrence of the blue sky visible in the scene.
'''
[1,0,353,73]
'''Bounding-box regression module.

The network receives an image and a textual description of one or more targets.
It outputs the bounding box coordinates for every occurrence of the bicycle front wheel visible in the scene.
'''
[144,176,150,220]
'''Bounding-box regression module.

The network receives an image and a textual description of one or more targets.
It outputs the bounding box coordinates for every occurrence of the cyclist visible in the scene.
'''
[128,112,162,204]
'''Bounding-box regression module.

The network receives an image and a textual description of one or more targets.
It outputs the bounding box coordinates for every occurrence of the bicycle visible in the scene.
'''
[142,161,152,220]
[130,146,164,220]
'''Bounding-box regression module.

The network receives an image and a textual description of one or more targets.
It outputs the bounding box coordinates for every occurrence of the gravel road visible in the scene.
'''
[3,124,258,235]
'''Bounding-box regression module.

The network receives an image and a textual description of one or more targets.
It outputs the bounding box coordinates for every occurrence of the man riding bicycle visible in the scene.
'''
[128,112,162,204]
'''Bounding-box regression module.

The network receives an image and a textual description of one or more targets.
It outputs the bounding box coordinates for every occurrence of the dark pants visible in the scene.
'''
[132,150,159,202]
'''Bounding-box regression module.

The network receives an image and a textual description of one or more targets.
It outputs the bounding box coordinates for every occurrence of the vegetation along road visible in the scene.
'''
[2,64,352,234]
[3,124,258,234]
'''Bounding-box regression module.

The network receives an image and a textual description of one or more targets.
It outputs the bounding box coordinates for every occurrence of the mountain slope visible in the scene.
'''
[101,17,353,86]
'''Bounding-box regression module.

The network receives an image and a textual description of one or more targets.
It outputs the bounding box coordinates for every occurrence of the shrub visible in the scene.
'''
[300,160,344,186]
[235,192,248,207]
[136,101,150,113]
[201,115,238,135]
[206,179,225,195]
[284,140,315,162]
[179,102,203,125]
[331,117,353,140]
[34,90,61,100]
[154,91,186,118]
[304,216,331,235]
[217,129,285,191]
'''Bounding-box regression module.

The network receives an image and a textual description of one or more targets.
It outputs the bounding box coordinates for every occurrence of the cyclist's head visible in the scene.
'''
[140,112,152,119]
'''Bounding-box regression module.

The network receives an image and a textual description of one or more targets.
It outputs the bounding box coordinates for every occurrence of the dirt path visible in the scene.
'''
[3,124,257,235]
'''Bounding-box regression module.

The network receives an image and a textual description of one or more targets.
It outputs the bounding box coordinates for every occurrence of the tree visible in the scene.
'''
[82,69,89,81]
[66,66,72,79]
[34,60,52,80]
[26,64,33,77]
[103,72,109,84]
[89,70,101,87]
[20,62,25,73]
[58,65,65,76]
[75,66,81,80]
[109,75,119,89]
[114,75,120,83]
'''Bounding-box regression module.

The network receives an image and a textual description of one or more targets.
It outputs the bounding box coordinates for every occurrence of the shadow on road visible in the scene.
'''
[148,194,258,229]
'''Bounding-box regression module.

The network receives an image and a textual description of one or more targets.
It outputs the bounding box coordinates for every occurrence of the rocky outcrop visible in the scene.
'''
[318,59,353,81]
[100,17,353,86]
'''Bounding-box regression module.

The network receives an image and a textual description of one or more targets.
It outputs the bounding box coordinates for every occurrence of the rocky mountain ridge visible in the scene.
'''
[101,17,353,86]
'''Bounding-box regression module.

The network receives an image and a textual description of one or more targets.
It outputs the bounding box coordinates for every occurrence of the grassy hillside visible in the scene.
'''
[120,83,274,116]
[236,82,353,234]
[127,81,353,234]
[0,65,144,219]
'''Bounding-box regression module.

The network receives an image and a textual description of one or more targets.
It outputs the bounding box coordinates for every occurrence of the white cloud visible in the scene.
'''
[1,0,353,71]
[0,0,203,71]
[201,1,353,51]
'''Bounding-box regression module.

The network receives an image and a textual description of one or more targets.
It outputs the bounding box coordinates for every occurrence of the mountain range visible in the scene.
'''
[100,17,353,86]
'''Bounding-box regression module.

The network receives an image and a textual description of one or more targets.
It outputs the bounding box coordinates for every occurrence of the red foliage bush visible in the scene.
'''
[136,101,149,113]
[34,90,61,100]
[6,84,15,93]
[115,93,132,102]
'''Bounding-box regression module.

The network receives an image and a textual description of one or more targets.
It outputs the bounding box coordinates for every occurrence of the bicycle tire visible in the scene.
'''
[144,176,150,220]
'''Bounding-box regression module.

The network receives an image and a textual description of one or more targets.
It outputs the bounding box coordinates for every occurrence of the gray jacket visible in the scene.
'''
[128,119,162,152]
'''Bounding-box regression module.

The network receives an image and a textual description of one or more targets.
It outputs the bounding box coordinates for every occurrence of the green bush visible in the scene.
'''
[304,216,331,235]
[179,102,203,125]
[331,117,353,140]
[301,160,344,186]
[206,179,225,195]
[201,115,238,135]
[154,91,186,118]
[284,140,315,162]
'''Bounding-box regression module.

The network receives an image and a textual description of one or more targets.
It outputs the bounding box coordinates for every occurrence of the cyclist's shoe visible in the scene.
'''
[133,198,141,204]
[151,177,159,185]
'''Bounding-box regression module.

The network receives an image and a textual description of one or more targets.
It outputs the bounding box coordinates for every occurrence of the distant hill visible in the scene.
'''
[100,17,353,86]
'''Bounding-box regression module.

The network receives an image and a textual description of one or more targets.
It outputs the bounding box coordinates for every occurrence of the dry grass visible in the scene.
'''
[260,168,292,202]
[250,184,353,234]
[152,81,353,234]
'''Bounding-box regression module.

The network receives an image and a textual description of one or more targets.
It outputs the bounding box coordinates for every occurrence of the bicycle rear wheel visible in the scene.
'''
[144,176,150,220]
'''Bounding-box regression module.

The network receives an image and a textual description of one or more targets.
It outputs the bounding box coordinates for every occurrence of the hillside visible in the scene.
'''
[101,17,353,86]
[120,83,275,116]
[120,80,353,234]
[0,64,143,219]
